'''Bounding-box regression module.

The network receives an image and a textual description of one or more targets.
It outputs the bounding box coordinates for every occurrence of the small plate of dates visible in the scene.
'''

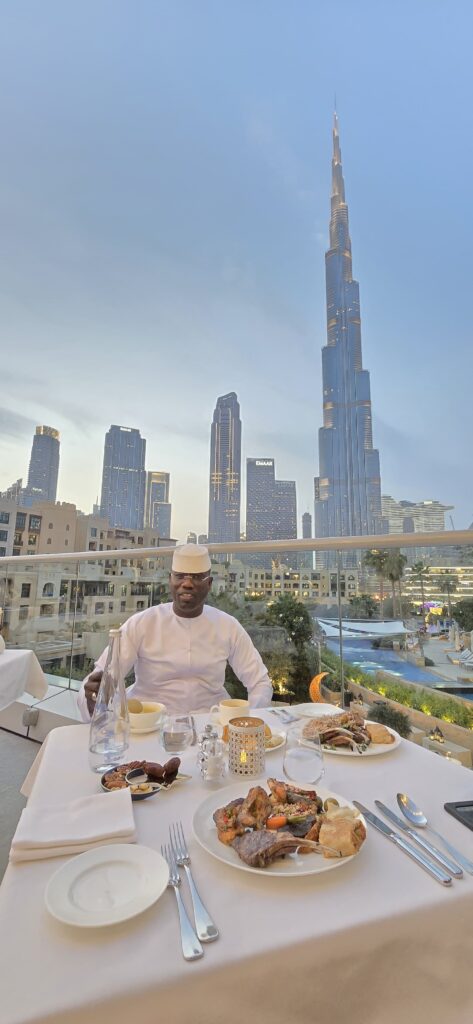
[101,757,186,800]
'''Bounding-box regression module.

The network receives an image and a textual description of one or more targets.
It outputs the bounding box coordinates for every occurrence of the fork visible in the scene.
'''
[169,822,219,942]
[271,707,298,724]
[160,843,204,961]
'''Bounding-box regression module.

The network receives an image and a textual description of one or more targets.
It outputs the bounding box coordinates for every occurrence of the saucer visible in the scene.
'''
[129,723,162,734]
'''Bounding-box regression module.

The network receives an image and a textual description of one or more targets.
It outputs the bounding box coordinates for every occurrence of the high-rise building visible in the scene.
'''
[145,472,171,537]
[314,115,382,565]
[24,427,60,505]
[300,511,313,569]
[381,496,453,536]
[246,459,297,568]
[100,425,146,530]
[187,532,197,544]
[208,392,241,556]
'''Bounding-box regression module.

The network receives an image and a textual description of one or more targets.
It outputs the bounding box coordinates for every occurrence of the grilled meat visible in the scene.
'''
[237,786,273,829]
[267,779,322,810]
[232,830,314,868]
[213,798,245,844]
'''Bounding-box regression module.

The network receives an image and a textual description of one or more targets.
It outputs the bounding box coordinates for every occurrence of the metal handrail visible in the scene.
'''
[0,528,471,566]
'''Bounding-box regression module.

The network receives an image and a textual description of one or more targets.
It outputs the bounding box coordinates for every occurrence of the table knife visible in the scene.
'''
[374,801,463,878]
[353,802,452,886]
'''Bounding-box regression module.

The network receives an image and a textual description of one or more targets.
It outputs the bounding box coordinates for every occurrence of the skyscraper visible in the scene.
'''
[24,426,60,504]
[145,471,171,537]
[100,425,146,530]
[300,511,313,570]
[314,114,382,564]
[246,459,297,568]
[208,392,241,554]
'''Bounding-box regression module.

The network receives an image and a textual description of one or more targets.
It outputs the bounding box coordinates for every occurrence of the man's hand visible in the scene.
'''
[85,670,103,716]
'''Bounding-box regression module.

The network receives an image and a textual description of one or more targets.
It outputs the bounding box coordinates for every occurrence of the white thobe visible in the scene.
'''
[77,603,273,719]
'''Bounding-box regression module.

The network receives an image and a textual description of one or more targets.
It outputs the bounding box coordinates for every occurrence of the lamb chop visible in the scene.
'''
[232,830,319,868]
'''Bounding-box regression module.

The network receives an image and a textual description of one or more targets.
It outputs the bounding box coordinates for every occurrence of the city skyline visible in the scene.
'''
[1,3,472,538]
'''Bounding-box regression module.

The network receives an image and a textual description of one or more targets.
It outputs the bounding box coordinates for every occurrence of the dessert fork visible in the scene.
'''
[160,843,203,961]
[169,821,219,942]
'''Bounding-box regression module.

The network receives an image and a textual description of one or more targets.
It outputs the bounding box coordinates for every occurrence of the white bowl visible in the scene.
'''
[128,701,166,731]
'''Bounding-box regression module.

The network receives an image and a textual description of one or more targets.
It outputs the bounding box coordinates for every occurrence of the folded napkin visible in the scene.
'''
[10,789,136,863]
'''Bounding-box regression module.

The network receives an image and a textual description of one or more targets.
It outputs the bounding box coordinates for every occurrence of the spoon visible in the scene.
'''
[397,793,473,875]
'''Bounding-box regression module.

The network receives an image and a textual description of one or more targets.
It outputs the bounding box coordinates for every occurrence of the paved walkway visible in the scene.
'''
[418,637,473,689]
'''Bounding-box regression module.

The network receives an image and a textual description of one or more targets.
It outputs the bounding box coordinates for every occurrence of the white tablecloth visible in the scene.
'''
[0,648,48,711]
[1,714,473,1024]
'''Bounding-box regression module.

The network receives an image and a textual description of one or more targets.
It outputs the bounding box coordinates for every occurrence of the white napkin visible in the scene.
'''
[10,789,136,863]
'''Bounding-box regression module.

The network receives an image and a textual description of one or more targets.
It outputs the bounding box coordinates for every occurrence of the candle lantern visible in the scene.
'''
[228,716,265,777]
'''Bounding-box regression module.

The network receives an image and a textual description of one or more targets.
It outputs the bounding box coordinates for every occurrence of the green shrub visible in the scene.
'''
[368,702,412,738]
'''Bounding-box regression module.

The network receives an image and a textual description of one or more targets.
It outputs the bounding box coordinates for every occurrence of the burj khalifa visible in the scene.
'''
[314,114,382,564]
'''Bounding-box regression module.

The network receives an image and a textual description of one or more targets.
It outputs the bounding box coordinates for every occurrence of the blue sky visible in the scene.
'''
[1,1,472,539]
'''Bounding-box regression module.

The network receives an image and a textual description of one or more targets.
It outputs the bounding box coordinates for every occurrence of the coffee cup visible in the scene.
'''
[210,698,250,726]
[128,701,166,731]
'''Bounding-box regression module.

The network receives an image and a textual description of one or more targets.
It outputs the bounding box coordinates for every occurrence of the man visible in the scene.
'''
[77,543,273,718]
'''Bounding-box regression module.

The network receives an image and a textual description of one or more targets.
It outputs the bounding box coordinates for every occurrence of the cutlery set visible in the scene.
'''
[161,820,218,961]
[354,793,473,886]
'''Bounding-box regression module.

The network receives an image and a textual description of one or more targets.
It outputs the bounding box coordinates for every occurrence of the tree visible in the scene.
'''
[348,593,378,619]
[452,599,473,632]
[385,550,407,618]
[264,594,313,648]
[435,571,458,619]
[363,549,389,618]
[410,561,430,618]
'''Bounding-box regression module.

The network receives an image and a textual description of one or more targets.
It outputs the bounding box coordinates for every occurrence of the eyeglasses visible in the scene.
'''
[170,572,212,583]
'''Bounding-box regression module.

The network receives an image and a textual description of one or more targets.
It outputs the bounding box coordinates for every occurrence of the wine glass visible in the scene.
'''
[283,722,324,785]
[162,714,194,753]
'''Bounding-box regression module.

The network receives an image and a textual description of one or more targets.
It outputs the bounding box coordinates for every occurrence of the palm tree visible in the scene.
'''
[436,571,458,620]
[385,550,408,618]
[410,561,430,620]
[363,549,389,619]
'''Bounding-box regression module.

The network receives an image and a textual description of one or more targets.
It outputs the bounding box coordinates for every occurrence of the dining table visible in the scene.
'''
[1,709,473,1024]
[0,647,48,711]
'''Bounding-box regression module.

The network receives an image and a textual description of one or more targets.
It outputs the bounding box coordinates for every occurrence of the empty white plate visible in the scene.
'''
[45,844,169,927]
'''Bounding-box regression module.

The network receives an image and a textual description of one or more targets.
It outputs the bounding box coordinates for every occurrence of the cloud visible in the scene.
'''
[0,406,36,440]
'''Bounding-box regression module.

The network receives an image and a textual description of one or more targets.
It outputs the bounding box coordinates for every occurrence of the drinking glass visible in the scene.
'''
[162,714,194,753]
[283,722,324,785]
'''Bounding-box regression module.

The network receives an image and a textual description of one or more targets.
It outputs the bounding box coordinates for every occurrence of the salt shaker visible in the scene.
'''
[198,724,227,782]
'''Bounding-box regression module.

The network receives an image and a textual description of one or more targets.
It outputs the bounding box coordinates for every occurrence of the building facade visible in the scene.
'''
[314,115,382,564]
[208,392,241,555]
[145,471,171,538]
[100,425,146,530]
[246,459,297,569]
[24,426,60,505]
[299,511,313,570]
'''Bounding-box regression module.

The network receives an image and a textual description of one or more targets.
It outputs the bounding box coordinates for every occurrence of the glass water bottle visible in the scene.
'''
[88,629,130,773]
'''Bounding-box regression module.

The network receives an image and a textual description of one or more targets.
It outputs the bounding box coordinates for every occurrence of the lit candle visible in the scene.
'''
[240,750,247,765]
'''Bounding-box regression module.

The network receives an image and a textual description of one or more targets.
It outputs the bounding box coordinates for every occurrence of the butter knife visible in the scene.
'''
[353,802,452,886]
[190,715,197,746]
[374,801,463,878]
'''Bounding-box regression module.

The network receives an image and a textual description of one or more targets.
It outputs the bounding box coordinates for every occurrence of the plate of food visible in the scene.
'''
[192,779,366,877]
[301,711,401,756]
[101,757,186,799]
[221,723,286,753]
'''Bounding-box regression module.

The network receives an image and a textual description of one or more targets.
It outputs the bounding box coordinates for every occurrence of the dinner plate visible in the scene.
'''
[192,782,366,878]
[45,845,169,927]
[291,703,341,719]
[320,724,402,757]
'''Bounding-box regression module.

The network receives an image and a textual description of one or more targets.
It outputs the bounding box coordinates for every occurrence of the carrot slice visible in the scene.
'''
[266,814,287,830]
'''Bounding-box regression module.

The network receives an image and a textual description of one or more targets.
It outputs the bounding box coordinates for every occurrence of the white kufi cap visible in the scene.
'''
[172,544,211,574]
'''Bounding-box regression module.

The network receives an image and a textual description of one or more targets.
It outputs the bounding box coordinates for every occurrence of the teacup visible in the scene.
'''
[210,698,250,726]
[128,701,166,731]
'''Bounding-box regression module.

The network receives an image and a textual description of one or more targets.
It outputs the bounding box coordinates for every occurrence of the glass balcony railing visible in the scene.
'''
[1,529,473,701]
